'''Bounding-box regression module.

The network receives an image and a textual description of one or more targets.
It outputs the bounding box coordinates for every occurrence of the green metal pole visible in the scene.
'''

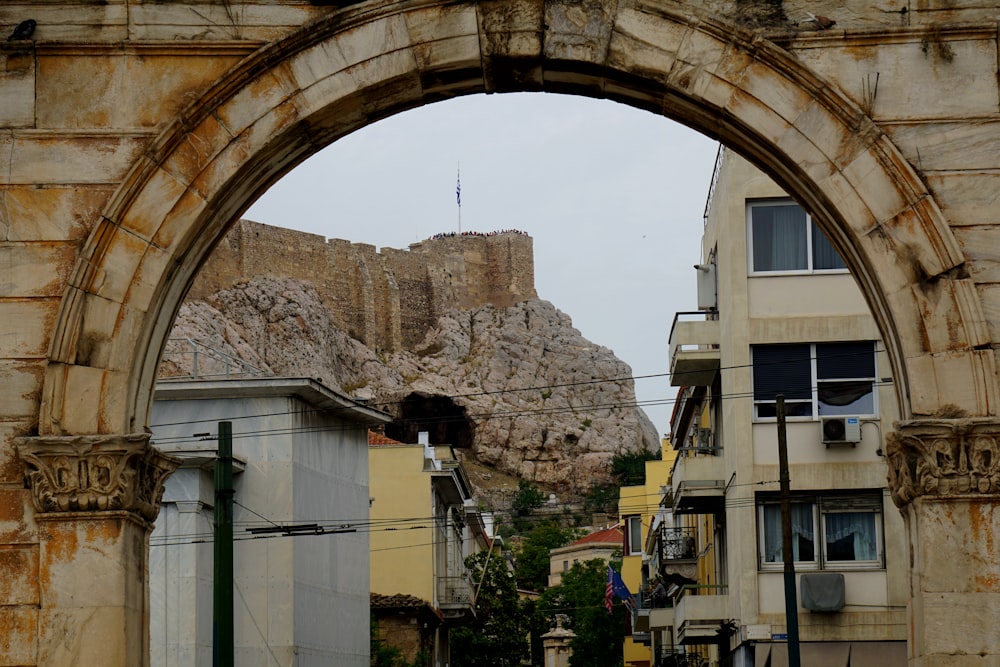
[776,396,801,667]
[214,421,234,667]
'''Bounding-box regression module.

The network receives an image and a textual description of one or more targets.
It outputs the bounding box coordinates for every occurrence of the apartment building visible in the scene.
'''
[652,148,908,667]
[368,432,493,667]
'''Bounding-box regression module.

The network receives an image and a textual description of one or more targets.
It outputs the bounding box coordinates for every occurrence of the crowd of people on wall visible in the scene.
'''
[429,229,529,240]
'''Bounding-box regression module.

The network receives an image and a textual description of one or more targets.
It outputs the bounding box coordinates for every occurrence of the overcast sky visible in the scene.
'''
[245,92,720,438]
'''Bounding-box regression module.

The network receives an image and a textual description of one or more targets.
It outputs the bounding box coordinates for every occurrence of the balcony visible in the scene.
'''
[674,586,728,645]
[671,455,726,515]
[437,575,476,624]
[668,312,720,387]
[656,649,706,667]
[656,526,699,583]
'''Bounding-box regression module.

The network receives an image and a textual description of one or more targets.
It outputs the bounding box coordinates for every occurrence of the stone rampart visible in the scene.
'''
[188,220,537,352]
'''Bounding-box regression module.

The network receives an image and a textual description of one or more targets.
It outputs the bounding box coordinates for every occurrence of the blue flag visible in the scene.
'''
[606,565,634,613]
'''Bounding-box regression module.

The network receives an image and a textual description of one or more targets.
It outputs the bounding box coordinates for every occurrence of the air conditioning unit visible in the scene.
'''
[821,416,861,445]
[695,428,713,453]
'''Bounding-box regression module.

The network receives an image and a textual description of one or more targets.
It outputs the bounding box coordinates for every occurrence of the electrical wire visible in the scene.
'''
[149,347,886,433]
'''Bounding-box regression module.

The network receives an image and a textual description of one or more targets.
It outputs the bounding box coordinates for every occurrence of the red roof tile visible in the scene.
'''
[369,431,406,446]
[570,524,623,546]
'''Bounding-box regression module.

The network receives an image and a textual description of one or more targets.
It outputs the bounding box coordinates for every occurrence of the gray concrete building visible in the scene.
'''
[148,378,389,666]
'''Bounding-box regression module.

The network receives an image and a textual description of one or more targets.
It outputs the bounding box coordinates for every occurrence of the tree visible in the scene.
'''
[450,549,528,667]
[611,450,661,486]
[533,559,626,667]
[513,520,581,592]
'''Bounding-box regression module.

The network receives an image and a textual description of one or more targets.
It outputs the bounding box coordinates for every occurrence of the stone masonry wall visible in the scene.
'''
[188,220,537,352]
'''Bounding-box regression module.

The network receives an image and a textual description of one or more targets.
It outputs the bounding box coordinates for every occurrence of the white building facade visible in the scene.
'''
[148,378,389,667]
[657,149,908,667]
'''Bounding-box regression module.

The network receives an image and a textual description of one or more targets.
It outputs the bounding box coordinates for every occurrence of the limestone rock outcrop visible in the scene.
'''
[164,276,659,493]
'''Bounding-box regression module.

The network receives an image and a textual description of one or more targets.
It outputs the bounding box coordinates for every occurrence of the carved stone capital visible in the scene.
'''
[16,434,180,523]
[886,419,1000,507]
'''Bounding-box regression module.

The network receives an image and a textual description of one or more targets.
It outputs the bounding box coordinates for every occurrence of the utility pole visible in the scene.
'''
[214,421,234,667]
[776,395,801,667]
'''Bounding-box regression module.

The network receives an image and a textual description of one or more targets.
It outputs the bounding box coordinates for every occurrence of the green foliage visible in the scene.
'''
[583,483,618,515]
[370,615,410,667]
[610,450,661,486]
[512,480,546,516]
[532,559,625,667]
[451,550,528,667]
[513,521,581,592]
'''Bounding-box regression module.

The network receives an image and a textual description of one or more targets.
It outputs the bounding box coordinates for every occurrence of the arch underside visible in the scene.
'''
[40,0,993,437]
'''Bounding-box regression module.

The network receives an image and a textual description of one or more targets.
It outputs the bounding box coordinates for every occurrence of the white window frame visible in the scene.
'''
[751,342,878,421]
[625,515,643,556]
[757,493,884,571]
[747,199,849,276]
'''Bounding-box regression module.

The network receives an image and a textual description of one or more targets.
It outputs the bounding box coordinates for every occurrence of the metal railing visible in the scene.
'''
[658,648,706,667]
[160,337,268,380]
[437,576,474,606]
[658,526,698,561]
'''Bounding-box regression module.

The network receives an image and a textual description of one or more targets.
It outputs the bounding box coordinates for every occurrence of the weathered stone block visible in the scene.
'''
[0,487,36,545]
[0,606,37,666]
[0,243,78,298]
[37,607,128,666]
[0,50,34,128]
[0,185,109,243]
[0,299,59,359]
[0,360,44,420]
[0,545,39,606]
[7,134,147,186]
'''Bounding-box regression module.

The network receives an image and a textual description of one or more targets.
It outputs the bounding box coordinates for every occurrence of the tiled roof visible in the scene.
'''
[570,524,623,546]
[370,593,430,609]
[369,431,406,446]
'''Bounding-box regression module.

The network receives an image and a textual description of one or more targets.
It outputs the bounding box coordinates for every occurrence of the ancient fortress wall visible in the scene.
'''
[189,220,537,352]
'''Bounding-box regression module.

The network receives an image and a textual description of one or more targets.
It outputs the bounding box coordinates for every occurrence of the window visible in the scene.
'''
[625,515,643,556]
[757,492,883,570]
[749,201,846,273]
[752,342,876,419]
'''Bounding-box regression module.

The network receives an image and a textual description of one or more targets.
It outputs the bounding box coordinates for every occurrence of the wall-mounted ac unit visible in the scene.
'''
[801,572,845,612]
[821,416,861,445]
[695,428,713,453]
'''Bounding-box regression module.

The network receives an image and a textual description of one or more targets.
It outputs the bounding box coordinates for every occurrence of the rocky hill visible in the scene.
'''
[164,275,659,495]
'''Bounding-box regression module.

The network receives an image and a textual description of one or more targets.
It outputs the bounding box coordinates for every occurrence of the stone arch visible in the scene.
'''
[40,0,990,438]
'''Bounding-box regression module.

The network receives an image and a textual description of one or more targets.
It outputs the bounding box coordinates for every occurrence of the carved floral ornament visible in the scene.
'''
[15,434,179,523]
[886,419,1000,507]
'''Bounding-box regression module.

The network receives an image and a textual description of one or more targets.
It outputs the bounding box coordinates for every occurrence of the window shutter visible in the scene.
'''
[816,342,874,379]
[753,344,811,400]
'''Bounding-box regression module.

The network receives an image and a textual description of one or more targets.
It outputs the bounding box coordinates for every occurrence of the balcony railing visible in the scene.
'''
[668,312,720,387]
[657,649,706,667]
[658,527,698,562]
[160,337,267,380]
[437,576,474,606]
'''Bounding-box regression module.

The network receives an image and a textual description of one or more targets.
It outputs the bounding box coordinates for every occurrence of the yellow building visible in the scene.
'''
[619,440,677,667]
[369,432,491,667]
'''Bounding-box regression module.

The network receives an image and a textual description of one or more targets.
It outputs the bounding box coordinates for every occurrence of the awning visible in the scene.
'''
[754,642,905,667]
[849,642,907,666]
[767,642,850,667]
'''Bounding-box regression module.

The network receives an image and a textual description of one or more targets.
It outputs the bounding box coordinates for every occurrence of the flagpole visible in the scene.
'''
[456,163,462,234]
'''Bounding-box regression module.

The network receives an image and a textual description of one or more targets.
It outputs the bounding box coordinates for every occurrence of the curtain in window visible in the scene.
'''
[811,220,847,270]
[752,205,807,271]
[762,503,814,562]
[824,512,877,561]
